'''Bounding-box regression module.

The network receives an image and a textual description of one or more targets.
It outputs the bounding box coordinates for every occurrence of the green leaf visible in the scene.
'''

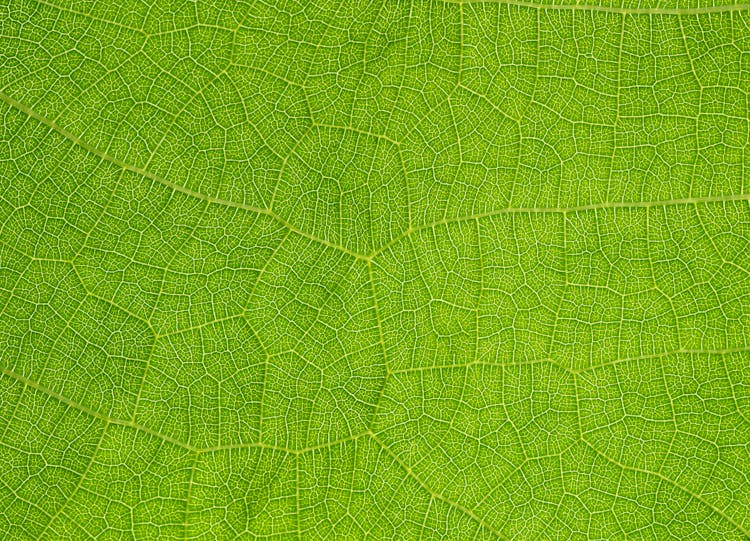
[1,0,749,539]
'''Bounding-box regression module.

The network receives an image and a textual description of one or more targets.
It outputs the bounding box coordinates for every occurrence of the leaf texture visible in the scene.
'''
[1,0,749,539]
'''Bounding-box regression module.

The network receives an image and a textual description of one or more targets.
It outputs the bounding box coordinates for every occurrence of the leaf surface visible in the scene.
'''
[1,0,749,539]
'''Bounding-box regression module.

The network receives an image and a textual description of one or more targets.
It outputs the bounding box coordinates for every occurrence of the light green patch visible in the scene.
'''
[1,0,749,539]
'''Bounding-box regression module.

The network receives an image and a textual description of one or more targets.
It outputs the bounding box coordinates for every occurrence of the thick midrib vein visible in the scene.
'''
[0,91,364,261]
[0,366,372,455]
[2,90,749,264]
[0,367,194,451]
[443,0,750,15]
[373,194,750,256]
[29,0,750,35]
